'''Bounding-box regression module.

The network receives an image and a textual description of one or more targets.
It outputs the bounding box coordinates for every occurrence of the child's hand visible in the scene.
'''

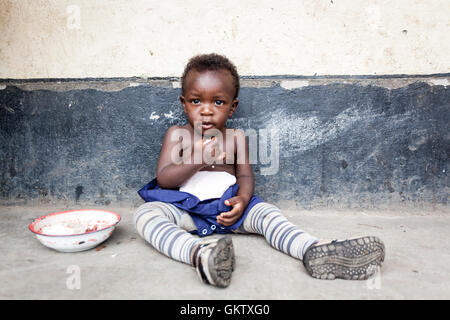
[199,136,226,165]
[217,196,246,226]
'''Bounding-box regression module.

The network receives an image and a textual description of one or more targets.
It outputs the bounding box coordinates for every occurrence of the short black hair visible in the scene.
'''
[181,53,240,99]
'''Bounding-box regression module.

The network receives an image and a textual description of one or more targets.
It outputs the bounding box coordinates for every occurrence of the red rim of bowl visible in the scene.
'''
[28,209,121,237]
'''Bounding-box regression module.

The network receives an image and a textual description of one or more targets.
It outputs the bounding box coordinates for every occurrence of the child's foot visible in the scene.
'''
[190,235,235,288]
[303,236,385,280]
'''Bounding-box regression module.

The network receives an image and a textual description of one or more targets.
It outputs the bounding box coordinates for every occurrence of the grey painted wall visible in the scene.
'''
[0,76,448,210]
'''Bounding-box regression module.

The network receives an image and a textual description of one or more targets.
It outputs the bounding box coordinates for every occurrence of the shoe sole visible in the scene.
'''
[303,236,385,280]
[201,236,235,288]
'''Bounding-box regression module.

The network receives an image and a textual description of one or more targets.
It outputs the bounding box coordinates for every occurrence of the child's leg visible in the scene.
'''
[237,202,385,280]
[134,201,234,287]
[236,202,319,260]
[134,201,201,265]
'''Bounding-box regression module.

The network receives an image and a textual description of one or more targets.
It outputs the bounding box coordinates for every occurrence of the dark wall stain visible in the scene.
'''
[75,186,83,202]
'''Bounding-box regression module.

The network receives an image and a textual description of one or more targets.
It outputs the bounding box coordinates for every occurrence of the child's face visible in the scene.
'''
[180,69,238,133]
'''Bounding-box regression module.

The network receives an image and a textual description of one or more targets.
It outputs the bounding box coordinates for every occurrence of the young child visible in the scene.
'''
[134,53,385,288]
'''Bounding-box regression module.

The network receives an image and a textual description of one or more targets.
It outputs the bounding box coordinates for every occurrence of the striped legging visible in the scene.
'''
[133,201,318,265]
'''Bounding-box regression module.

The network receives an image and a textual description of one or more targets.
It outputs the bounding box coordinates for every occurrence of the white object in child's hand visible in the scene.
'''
[203,137,214,145]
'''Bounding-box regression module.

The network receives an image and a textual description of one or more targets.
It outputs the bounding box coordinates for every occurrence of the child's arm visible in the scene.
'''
[217,129,254,226]
[156,126,224,188]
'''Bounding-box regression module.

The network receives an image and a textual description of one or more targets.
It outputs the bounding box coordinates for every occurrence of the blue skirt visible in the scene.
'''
[138,178,263,237]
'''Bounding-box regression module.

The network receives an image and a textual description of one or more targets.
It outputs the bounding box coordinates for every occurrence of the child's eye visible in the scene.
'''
[215,100,224,106]
[191,99,200,105]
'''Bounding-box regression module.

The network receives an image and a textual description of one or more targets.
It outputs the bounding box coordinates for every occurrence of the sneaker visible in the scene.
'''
[303,236,385,280]
[190,235,235,288]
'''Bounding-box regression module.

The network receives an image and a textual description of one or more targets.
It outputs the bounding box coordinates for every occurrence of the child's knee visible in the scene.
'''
[134,202,167,235]
[134,202,159,220]
[134,201,169,218]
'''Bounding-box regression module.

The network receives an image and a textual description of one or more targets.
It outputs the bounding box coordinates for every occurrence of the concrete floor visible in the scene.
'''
[1,205,449,300]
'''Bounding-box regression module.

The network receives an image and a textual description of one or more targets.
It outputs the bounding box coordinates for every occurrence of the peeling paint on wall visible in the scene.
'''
[149,112,160,120]
[171,81,181,88]
[164,111,174,119]
[2,75,449,93]
[427,79,449,87]
[280,80,310,90]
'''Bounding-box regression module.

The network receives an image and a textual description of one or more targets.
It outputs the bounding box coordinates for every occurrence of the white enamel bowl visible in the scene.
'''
[29,209,121,252]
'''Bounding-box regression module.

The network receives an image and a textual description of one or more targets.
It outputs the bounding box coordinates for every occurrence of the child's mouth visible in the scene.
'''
[202,122,214,130]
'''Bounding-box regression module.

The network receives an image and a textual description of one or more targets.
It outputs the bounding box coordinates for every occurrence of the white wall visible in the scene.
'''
[1,0,449,78]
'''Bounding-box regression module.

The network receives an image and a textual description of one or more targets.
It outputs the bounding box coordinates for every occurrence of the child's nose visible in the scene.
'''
[200,103,214,115]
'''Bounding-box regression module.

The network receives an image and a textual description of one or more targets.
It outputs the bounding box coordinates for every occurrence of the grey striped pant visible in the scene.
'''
[133,201,318,265]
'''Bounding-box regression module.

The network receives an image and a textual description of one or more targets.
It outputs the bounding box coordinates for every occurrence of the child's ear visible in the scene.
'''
[228,98,239,117]
[179,95,187,113]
